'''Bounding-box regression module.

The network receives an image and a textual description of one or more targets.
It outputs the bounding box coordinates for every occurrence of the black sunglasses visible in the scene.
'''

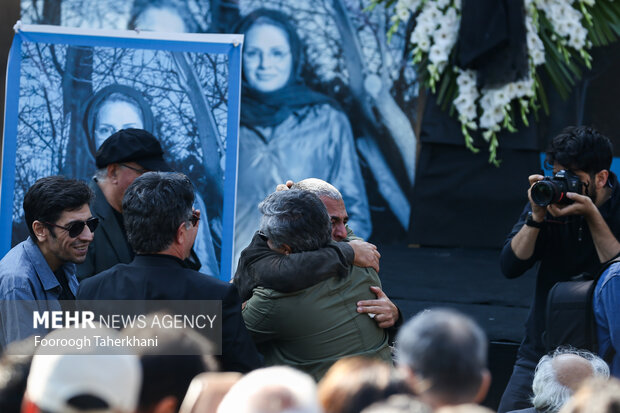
[189,211,200,227]
[45,217,99,238]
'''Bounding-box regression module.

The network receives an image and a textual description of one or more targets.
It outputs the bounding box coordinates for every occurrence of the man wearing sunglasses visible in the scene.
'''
[76,128,175,280]
[0,176,96,348]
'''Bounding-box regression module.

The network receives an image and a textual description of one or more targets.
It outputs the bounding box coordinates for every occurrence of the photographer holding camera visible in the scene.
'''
[498,126,620,413]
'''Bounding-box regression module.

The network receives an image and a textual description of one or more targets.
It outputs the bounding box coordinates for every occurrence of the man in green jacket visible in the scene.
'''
[240,189,392,380]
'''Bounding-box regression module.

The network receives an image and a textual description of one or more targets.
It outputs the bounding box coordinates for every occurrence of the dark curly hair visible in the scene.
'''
[545,126,613,175]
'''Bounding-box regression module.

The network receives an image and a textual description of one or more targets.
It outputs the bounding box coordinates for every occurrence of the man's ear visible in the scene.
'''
[595,169,609,189]
[107,164,119,182]
[175,222,187,246]
[281,244,292,255]
[473,369,491,404]
[32,221,48,243]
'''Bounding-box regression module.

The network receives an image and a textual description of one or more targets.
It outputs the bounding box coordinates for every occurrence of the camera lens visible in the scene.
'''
[531,181,556,207]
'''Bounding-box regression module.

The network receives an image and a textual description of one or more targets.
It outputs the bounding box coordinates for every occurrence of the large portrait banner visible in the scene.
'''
[1,24,243,280]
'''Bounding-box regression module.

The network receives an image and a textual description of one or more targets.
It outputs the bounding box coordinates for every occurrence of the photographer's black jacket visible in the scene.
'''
[500,173,620,362]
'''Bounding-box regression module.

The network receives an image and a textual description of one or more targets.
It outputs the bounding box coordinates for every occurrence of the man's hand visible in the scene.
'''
[527,174,547,222]
[349,239,380,273]
[357,286,399,328]
[547,192,597,218]
[276,180,295,191]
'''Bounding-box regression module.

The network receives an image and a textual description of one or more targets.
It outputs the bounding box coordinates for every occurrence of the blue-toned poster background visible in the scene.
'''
[20,0,420,269]
[2,27,242,280]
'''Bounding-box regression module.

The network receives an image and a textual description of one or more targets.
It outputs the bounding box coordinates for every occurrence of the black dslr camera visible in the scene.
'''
[531,170,584,207]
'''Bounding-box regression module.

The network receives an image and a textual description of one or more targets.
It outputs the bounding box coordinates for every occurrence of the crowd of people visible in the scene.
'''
[1,125,620,413]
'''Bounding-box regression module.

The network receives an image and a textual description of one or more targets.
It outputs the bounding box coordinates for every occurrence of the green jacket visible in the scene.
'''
[242,264,392,380]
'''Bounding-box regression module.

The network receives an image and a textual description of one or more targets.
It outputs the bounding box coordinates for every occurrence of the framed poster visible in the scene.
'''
[1,24,243,280]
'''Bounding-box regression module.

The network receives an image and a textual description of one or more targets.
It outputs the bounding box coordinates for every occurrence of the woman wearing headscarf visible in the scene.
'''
[81,83,220,278]
[234,9,371,260]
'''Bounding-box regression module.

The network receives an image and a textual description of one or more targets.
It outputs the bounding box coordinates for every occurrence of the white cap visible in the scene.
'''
[25,328,142,413]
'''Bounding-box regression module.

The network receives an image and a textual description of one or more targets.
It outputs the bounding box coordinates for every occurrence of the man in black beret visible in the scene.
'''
[76,128,173,280]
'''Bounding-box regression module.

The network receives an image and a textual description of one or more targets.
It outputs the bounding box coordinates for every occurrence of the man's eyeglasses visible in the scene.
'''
[120,163,149,175]
[189,211,200,227]
[45,217,99,238]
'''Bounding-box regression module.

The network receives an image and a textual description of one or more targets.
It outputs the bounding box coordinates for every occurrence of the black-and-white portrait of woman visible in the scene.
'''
[232,8,371,260]
[20,0,421,266]
[81,84,220,276]
[83,84,154,165]
[10,28,231,276]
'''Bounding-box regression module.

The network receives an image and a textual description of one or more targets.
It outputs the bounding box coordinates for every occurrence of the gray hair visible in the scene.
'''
[292,178,343,201]
[217,366,321,413]
[258,189,331,253]
[94,167,108,182]
[395,308,488,404]
[532,347,610,413]
[122,172,194,254]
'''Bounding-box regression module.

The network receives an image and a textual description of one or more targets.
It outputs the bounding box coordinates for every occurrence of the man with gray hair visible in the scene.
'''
[235,178,399,333]
[241,190,392,380]
[77,172,262,373]
[510,347,609,413]
[396,308,491,408]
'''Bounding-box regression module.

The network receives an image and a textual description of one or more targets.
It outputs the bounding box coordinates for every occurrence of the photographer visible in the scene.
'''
[498,126,620,413]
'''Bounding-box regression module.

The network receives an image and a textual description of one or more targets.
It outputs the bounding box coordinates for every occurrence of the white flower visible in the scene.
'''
[396,0,422,11]
[444,7,459,25]
[492,105,505,124]
[395,4,411,21]
[416,38,431,52]
[531,49,545,65]
[433,26,457,47]
[429,43,449,65]
[491,89,510,107]
[480,112,496,130]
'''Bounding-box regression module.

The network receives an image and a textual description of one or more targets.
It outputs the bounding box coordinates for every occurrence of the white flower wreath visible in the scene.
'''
[372,0,620,165]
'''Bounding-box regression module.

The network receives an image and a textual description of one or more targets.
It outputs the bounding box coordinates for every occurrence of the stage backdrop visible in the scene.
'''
[2,24,243,280]
[20,0,420,266]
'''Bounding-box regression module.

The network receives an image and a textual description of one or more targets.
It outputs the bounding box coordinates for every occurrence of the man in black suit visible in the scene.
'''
[77,172,262,373]
[77,128,174,280]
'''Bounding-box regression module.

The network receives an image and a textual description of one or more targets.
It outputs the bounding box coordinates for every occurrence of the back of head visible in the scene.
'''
[179,372,242,413]
[545,126,613,175]
[559,377,620,413]
[23,176,93,240]
[122,172,194,254]
[217,366,321,413]
[395,308,488,405]
[532,347,609,413]
[24,328,141,413]
[259,189,331,253]
[318,357,411,413]
[122,313,217,413]
[0,340,35,413]
[292,178,343,201]
[361,395,431,413]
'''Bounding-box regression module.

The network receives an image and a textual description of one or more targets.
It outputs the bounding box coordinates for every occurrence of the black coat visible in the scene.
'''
[77,180,133,281]
[77,254,262,373]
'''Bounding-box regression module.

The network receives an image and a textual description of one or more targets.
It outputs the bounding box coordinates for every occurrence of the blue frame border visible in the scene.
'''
[1,27,242,281]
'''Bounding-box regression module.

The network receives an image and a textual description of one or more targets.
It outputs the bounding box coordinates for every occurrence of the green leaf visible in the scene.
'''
[535,72,550,114]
